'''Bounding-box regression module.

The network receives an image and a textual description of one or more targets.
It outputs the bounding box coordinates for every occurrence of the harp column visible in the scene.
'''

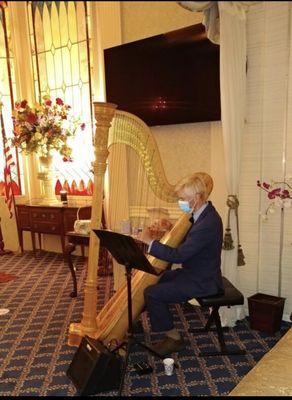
[68,102,117,346]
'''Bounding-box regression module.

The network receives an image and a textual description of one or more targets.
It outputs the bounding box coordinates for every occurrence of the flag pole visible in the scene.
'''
[0,102,14,255]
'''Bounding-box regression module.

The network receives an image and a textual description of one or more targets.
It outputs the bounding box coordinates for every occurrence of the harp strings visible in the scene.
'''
[107,110,178,249]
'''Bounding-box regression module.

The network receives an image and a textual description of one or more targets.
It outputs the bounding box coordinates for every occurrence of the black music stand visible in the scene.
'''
[93,229,164,396]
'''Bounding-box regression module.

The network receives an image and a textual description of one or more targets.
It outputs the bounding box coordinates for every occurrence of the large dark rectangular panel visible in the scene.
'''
[104,23,221,127]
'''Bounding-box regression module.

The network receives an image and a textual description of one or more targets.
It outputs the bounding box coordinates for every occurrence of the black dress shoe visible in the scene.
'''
[149,337,185,357]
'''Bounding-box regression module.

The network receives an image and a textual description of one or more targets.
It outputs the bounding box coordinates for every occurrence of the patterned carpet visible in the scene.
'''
[0,251,291,396]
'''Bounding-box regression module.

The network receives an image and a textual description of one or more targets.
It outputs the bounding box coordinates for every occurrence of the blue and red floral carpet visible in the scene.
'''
[0,251,290,396]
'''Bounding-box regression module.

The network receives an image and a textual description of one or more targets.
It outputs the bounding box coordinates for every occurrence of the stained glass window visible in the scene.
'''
[0,3,23,196]
[27,1,94,195]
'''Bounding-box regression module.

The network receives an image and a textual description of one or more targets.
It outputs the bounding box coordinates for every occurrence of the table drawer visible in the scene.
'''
[31,209,61,222]
[18,210,31,229]
[32,222,61,234]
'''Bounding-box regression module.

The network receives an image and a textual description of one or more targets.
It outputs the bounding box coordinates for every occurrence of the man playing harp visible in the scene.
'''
[141,172,223,356]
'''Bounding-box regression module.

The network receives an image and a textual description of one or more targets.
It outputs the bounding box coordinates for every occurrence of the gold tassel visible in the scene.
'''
[222,208,234,250]
[223,228,234,250]
[237,244,245,266]
[222,194,246,266]
[235,203,246,267]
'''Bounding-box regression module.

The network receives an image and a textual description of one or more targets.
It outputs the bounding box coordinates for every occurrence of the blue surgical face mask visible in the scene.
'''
[178,200,192,213]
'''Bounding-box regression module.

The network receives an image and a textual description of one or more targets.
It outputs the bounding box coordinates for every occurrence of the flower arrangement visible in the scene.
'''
[257,178,292,220]
[11,96,85,161]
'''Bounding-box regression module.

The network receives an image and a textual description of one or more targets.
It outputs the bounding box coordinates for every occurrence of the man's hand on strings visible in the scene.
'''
[140,227,153,245]
[140,219,173,243]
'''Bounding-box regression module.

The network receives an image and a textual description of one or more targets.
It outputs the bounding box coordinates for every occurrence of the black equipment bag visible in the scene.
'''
[66,335,122,395]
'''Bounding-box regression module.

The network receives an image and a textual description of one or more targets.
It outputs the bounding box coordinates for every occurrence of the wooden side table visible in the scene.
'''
[15,203,91,257]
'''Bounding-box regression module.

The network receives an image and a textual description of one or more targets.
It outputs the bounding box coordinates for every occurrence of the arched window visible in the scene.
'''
[27,1,94,196]
[0,2,23,196]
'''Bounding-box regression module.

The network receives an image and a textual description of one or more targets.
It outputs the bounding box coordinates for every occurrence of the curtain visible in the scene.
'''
[177,1,220,44]
[178,2,257,44]
[218,2,247,326]
[177,1,258,325]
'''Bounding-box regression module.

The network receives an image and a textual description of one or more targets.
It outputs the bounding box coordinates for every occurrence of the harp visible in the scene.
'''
[68,102,192,346]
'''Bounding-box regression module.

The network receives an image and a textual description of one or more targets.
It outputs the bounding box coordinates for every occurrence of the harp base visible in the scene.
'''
[68,322,102,347]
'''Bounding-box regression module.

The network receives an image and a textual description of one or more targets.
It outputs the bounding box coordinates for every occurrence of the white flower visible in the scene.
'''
[274,197,283,207]
[39,117,48,127]
[34,132,42,141]
[62,119,70,130]
[285,174,292,182]
[283,198,292,208]
[25,122,33,131]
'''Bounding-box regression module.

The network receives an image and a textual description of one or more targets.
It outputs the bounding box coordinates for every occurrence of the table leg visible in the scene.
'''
[38,233,42,251]
[65,242,77,298]
[19,230,24,253]
[81,245,85,258]
[31,231,36,257]
[61,233,66,258]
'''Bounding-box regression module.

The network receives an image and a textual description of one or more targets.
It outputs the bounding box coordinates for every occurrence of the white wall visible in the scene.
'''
[120,1,202,43]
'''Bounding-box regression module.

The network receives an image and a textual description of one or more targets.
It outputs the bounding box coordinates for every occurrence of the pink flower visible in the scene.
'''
[267,188,281,199]
[27,112,37,124]
[281,189,290,198]
[80,123,86,130]
[45,99,52,107]
[20,100,28,108]
[63,156,73,162]
[56,98,64,106]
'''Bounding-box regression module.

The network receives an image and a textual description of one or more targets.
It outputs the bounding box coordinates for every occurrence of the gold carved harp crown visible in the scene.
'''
[68,102,192,346]
[108,109,177,202]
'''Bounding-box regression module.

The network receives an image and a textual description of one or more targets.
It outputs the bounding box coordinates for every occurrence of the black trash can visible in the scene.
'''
[248,293,286,334]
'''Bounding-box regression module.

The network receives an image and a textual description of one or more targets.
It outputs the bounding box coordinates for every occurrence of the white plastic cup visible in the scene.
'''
[163,358,174,376]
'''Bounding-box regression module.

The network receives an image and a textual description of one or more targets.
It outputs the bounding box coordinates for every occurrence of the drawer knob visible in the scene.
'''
[51,226,56,231]
[42,213,46,218]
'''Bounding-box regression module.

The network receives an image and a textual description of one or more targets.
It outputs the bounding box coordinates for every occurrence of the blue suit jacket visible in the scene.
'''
[149,201,223,297]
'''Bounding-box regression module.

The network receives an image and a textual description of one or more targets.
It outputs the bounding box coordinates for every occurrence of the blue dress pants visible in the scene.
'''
[144,268,198,332]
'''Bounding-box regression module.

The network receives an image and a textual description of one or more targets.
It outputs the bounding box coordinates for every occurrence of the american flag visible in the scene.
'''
[0,105,15,219]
